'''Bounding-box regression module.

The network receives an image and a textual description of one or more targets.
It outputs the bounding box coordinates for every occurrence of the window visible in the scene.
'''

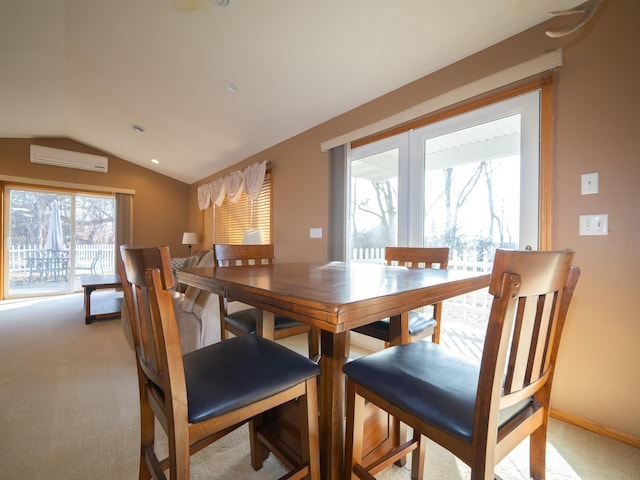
[215,170,272,244]
[3,186,116,297]
[346,78,553,263]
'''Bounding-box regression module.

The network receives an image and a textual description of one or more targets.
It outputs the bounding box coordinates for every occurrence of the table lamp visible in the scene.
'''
[182,232,197,255]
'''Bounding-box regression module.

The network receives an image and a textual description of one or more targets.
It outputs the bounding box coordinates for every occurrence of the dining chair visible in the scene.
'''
[343,248,580,480]
[214,243,320,359]
[352,246,450,346]
[120,245,321,480]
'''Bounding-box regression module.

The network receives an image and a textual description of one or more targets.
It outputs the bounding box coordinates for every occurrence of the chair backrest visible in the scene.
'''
[384,246,449,269]
[119,245,181,394]
[385,246,450,343]
[214,244,276,266]
[476,248,579,445]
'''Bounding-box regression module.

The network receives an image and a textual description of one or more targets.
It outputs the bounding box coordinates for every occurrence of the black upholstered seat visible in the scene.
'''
[184,335,320,423]
[224,309,305,336]
[354,311,437,340]
[343,341,530,442]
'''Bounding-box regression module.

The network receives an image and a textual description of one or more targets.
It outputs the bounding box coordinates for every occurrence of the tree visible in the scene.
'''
[441,162,484,255]
[8,189,114,248]
[352,178,397,249]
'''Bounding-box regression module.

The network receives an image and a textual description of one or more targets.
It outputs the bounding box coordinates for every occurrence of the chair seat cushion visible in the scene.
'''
[225,308,305,334]
[343,341,530,442]
[353,311,436,338]
[183,335,320,423]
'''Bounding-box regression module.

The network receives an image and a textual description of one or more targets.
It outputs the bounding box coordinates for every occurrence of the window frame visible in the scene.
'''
[347,75,554,251]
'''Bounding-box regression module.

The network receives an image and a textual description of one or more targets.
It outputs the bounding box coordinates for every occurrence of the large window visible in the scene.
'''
[348,87,544,265]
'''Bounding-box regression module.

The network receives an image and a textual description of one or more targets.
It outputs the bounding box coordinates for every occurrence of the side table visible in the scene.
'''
[80,274,123,324]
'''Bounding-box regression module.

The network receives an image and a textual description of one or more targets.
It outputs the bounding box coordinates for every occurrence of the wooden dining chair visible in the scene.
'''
[352,246,450,346]
[214,243,319,359]
[343,248,580,480]
[120,245,321,480]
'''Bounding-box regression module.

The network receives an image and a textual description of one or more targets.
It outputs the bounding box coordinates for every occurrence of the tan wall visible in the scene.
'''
[189,1,640,437]
[0,138,193,276]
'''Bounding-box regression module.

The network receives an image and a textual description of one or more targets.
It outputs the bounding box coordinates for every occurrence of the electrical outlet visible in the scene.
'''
[579,214,608,235]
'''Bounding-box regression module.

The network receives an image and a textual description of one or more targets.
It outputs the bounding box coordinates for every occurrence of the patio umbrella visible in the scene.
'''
[44,201,63,251]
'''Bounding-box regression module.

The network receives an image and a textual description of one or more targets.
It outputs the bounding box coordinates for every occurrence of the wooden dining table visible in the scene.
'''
[177,261,490,480]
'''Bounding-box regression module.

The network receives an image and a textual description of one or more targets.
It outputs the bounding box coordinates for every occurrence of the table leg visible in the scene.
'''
[84,286,96,324]
[319,329,347,480]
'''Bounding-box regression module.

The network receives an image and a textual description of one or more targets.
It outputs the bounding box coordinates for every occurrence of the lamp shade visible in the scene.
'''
[182,232,197,245]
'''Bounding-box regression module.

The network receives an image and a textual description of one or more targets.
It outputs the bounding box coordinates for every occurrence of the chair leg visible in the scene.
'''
[432,324,441,344]
[410,430,425,480]
[529,423,548,480]
[344,380,366,480]
[432,303,442,344]
[139,403,154,480]
[167,421,191,480]
[392,415,407,467]
[249,414,268,471]
[138,372,154,480]
[302,378,321,480]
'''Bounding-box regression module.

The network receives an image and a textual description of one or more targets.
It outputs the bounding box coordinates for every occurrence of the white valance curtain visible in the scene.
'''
[197,160,266,210]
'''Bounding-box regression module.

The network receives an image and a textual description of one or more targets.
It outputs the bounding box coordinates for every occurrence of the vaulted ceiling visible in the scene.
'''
[0,1,582,184]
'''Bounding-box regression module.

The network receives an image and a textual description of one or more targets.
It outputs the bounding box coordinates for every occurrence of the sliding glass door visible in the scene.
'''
[3,186,115,298]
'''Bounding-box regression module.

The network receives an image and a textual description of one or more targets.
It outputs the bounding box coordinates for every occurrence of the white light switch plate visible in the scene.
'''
[309,227,323,239]
[579,214,608,235]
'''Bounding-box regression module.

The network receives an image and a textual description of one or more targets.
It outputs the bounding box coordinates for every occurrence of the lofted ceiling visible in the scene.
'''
[0,0,582,184]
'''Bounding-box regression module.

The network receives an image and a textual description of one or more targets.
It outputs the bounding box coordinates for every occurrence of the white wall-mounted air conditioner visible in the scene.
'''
[30,145,108,173]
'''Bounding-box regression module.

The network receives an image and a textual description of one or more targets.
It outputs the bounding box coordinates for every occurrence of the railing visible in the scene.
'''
[8,244,116,282]
[351,247,492,323]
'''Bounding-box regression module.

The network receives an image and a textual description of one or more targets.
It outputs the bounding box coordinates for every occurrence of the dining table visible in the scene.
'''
[177,261,491,480]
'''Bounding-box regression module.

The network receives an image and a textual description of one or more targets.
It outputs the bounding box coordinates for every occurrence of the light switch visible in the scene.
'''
[581,172,598,195]
[309,227,323,239]
[579,214,608,235]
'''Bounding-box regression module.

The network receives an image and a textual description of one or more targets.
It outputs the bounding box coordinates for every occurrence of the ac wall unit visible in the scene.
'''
[30,145,108,173]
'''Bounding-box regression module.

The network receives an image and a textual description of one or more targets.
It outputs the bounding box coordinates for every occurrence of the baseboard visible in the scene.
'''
[550,408,640,449]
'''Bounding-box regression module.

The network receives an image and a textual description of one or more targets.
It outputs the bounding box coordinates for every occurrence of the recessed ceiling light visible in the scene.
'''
[131,123,145,133]
[211,0,230,6]
[151,159,160,165]
[223,81,239,94]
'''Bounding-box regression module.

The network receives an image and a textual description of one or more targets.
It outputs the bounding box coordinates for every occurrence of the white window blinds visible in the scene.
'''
[215,170,272,244]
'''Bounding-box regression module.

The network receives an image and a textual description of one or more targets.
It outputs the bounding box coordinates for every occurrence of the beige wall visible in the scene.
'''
[0,138,192,278]
[190,1,640,438]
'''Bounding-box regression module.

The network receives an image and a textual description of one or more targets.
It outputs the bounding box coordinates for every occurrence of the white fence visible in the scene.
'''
[8,244,116,278]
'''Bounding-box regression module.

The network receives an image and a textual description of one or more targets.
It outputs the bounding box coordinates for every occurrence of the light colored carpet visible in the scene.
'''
[1,293,638,479]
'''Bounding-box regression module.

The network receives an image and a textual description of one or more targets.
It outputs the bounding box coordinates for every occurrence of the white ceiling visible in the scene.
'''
[0,0,580,184]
